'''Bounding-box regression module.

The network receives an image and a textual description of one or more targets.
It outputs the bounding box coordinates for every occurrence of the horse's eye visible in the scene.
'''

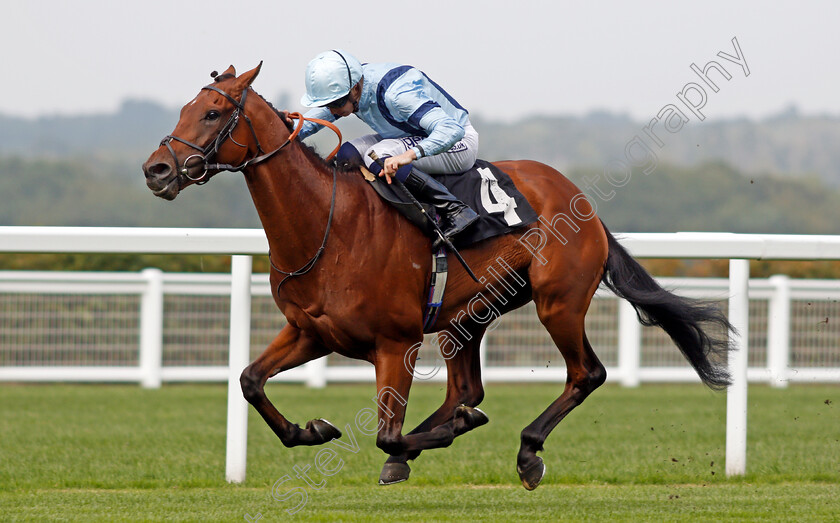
[206,110,221,121]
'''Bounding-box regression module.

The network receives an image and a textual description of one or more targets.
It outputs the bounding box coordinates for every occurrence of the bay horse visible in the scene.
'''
[142,64,732,490]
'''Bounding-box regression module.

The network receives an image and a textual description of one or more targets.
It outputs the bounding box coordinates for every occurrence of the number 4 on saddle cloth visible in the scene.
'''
[359,159,539,332]
[362,159,538,247]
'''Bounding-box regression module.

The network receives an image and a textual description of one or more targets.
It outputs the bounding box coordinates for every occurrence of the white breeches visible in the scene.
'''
[348,124,479,175]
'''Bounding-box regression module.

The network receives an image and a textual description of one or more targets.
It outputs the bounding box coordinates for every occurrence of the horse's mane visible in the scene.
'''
[251,89,360,176]
[211,71,358,177]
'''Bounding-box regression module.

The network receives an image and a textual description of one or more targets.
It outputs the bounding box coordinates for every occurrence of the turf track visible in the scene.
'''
[1,383,838,521]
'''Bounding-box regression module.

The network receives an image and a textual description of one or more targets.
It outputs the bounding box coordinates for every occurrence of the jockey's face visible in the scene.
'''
[328,98,354,118]
[327,81,362,118]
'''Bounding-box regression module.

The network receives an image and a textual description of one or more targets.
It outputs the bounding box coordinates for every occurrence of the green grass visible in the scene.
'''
[1,383,838,521]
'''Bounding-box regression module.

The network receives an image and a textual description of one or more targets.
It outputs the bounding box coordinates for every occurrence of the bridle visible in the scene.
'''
[159,82,342,183]
[159,79,343,289]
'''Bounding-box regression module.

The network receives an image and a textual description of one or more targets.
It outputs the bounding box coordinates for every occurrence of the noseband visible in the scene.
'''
[159,83,341,183]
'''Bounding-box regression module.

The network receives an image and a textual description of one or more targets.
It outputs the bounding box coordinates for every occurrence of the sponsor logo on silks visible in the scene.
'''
[400,136,422,149]
[399,136,468,155]
[445,141,468,154]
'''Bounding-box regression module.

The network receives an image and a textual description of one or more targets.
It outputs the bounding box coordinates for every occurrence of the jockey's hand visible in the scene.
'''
[278,110,293,127]
[378,150,418,184]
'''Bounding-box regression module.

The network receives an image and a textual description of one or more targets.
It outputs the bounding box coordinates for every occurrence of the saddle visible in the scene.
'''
[359,159,538,247]
[355,159,538,332]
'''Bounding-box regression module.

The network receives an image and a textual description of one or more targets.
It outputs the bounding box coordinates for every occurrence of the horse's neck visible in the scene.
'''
[243,145,335,269]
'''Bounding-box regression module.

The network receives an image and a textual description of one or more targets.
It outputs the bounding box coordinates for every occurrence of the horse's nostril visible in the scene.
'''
[146,162,172,178]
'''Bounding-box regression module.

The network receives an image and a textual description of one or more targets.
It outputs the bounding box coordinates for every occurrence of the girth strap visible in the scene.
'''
[422,246,449,333]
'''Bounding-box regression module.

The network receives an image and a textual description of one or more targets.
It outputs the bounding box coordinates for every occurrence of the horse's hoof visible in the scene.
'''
[455,405,489,428]
[307,418,341,443]
[516,458,546,491]
[378,462,410,485]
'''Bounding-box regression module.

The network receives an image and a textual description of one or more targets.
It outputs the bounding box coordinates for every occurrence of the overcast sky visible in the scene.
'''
[2,1,838,122]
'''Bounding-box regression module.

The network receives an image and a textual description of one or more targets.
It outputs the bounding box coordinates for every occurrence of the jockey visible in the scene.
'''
[295,49,479,244]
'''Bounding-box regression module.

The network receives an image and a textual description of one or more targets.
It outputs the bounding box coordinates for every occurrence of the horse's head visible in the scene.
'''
[142,64,263,200]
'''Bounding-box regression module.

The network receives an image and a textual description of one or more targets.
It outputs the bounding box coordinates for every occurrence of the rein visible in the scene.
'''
[268,166,337,290]
[160,81,343,288]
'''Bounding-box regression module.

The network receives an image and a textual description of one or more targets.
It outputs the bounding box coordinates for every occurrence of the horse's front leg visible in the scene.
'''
[240,324,341,447]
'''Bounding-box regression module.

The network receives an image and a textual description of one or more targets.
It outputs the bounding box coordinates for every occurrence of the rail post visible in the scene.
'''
[726,259,750,476]
[767,275,791,388]
[618,299,642,387]
[305,357,328,388]
[139,268,164,389]
[225,255,252,483]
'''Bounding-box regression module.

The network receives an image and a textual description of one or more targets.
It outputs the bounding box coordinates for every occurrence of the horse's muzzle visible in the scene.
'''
[142,160,181,200]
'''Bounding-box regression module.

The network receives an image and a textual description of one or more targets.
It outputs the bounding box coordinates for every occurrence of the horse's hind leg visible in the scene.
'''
[517,301,606,490]
[379,331,488,485]
[240,324,341,447]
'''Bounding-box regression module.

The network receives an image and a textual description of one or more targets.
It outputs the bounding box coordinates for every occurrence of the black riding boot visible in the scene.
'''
[402,167,479,245]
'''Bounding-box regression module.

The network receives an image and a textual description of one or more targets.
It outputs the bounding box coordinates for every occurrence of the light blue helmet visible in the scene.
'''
[300,50,363,108]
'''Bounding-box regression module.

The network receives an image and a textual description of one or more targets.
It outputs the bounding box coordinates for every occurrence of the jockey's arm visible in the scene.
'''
[411,107,465,159]
[295,106,335,139]
[380,105,466,177]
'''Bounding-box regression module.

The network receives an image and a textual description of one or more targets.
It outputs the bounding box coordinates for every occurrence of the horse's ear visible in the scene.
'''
[222,65,237,77]
[237,61,263,89]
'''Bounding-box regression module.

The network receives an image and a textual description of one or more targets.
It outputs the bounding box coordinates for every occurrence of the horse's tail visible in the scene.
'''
[599,222,732,390]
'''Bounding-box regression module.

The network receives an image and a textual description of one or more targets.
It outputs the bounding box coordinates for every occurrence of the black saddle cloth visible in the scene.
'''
[366,160,538,247]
